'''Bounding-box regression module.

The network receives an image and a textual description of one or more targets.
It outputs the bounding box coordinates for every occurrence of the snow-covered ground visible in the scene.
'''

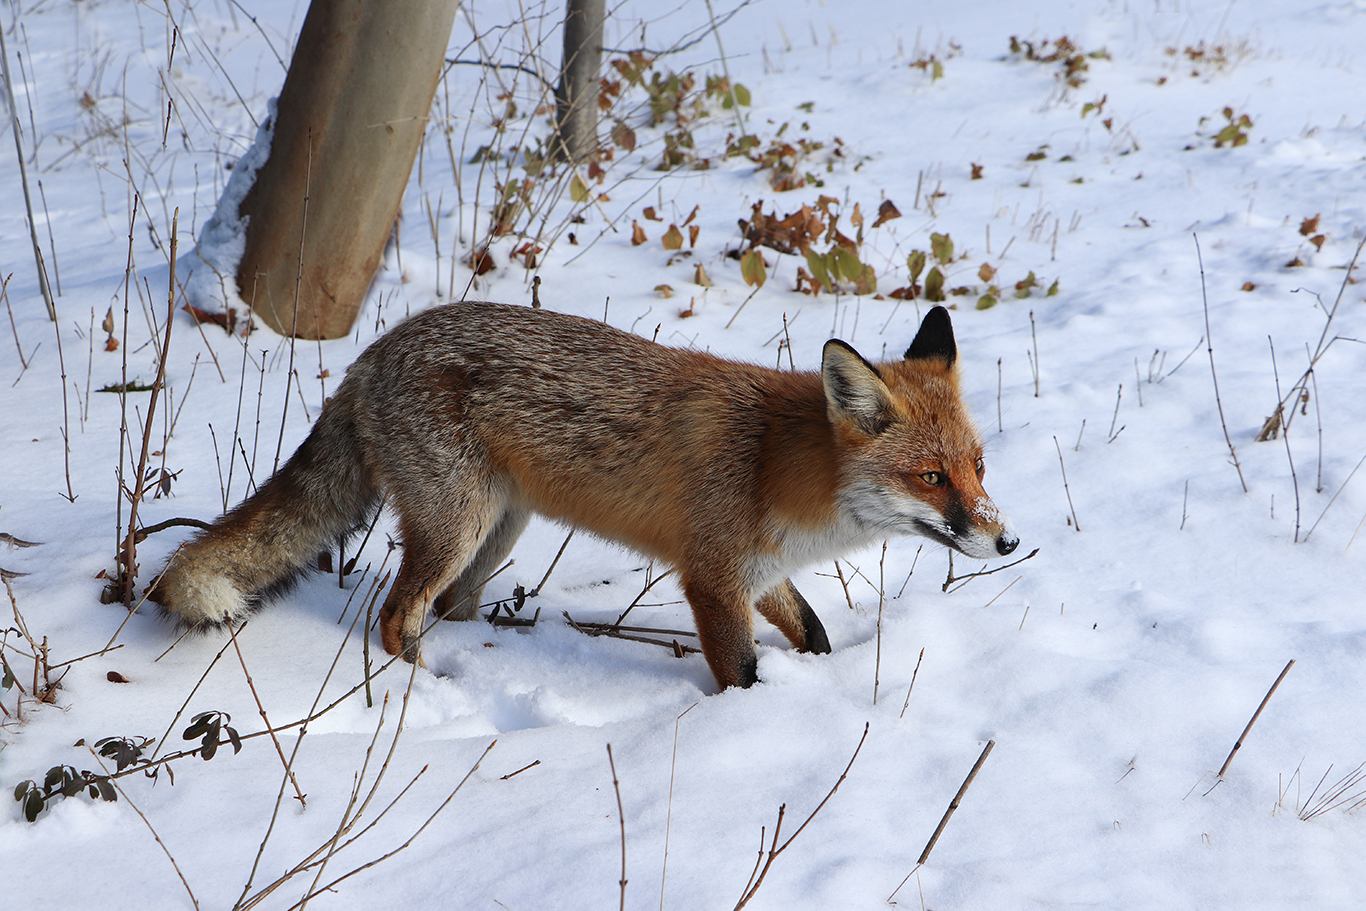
[3,0,1365,907]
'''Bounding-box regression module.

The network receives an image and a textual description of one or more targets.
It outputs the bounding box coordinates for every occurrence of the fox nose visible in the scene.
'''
[996,532,1019,556]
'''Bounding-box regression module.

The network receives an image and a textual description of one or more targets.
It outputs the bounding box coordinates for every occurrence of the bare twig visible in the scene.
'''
[1267,337,1301,540]
[1054,435,1082,531]
[918,739,995,864]
[530,529,574,596]
[1194,234,1248,492]
[0,23,57,321]
[899,648,925,720]
[660,703,697,910]
[942,547,1039,594]
[607,744,628,911]
[121,210,179,603]
[890,739,996,902]
[227,622,306,805]
[612,565,676,628]
[734,722,870,910]
[92,748,200,909]
[1218,659,1295,778]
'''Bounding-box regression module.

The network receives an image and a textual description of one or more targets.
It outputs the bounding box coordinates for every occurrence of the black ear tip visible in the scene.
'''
[904,306,958,364]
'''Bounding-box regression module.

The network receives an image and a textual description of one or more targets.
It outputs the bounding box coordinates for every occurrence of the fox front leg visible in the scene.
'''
[755,579,831,655]
[682,577,760,689]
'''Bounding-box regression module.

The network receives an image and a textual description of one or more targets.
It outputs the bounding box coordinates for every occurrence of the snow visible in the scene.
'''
[3,0,1366,908]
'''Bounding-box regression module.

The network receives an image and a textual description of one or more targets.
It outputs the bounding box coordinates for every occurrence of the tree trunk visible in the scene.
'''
[552,0,606,163]
[235,0,460,340]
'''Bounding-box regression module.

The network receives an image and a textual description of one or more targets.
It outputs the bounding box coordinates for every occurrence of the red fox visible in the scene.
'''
[151,302,1017,689]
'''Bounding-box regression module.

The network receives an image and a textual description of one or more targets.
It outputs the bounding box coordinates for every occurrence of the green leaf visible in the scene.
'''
[1047,279,1060,296]
[24,789,44,822]
[569,174,590,203]
[834,246,863,283]
[907,250,926,282]
[930,232,954,264]
[804,249,831,292]
[853,262,877,296]
[740,249,767,288]
[924,267,945,302]
[976,294,998,310]
[14,779,34,802]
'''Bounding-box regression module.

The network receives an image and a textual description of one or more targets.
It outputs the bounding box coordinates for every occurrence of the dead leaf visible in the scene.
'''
[467,246,496,275]
[872,199,902,228]
[631,221,648,246]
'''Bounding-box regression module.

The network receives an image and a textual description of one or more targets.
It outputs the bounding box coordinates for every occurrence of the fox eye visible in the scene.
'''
[975,457,985,476]
[920,471,944,486]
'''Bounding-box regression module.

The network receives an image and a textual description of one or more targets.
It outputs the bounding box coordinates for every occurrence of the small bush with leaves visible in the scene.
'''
[1008,35,1110,88]
[1194,107,1254,148]
[889,231,1059,308]
[736,197,889,295]
[12,713,241,822]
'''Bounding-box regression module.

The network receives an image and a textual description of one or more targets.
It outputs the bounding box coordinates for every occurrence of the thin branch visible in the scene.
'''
[1218,659,1294,778]
[734,722,870,910]
[1195,233,1249,492]
[607,744,628,911]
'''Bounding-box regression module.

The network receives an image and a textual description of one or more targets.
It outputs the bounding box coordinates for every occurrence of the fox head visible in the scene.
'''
[821,306,1019,560]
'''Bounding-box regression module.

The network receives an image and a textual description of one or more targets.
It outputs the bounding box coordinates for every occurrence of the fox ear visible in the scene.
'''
[904,305,957,366]
[822,340,894,435]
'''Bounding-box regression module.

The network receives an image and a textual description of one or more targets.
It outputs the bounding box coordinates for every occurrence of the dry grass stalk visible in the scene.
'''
[1217,658,1294,778]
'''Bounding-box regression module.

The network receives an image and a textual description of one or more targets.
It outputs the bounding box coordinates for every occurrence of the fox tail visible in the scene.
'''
[149,384,379,630]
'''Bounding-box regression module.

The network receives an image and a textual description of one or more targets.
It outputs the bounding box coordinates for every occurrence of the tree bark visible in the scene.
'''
[235,0,460,340]
[552,0,606,163]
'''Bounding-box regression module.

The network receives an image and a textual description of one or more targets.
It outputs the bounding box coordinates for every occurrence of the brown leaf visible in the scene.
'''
[631,221,648,246]
[1309,234,1326,251]
[182,303,235,333]
[612,122,636,151]
[106,671,130,684]
[662,225,684,250]
[970,163,984,180]
[693,263,713,287]
[688,224,700,248]
[467,246,496,275]
[642,206,663,222]
[1299,214,1321,236]
[1241,281,1256,291]
[871,199,902,228]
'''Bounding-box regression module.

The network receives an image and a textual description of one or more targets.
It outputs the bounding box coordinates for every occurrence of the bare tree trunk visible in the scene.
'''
[236,0,460,340]
[552,0,606,163]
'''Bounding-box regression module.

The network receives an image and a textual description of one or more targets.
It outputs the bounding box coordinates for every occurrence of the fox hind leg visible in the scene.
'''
[434,507,531,621]
[755,579,831,654]
[379,492,506,662]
